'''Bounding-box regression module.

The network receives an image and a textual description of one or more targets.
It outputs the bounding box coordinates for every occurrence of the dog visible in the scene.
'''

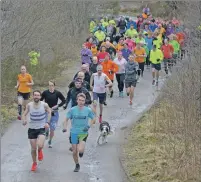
[99,121,111,143]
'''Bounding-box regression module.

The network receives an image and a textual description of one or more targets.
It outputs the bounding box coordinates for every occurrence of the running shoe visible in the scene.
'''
[129,100,133,105]
[120,91,123,97]
[69,147,73,152]
[99,115,102,123]
[17,115,21,120]
[48,140,52,148]
[156,81,159,87]
[137,77,140,83]
[38,149,43,161]
[31,162,37,171]
[74,164,80,172]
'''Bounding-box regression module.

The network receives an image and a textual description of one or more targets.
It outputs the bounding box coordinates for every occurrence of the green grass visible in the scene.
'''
[121,101,201,182]
[1,57,79,135]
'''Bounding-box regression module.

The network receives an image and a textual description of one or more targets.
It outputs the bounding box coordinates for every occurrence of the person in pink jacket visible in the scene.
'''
[124,36,136,51]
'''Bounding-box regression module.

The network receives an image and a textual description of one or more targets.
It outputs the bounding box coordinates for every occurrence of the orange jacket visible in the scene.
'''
[101,60,119,80]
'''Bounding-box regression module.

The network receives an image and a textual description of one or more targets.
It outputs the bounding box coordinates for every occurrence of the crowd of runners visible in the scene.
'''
[15,6,187,173]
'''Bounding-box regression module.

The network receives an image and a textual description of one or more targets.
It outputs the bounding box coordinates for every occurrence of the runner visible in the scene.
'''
[125,24,138,39]
[125,55,139,105]
[161,38,174,76]
[116,37,125,52]
[89,56,99,74]
[121,43,132,61]
[145,32,153,68]
[15,65,34,120]
[41,80,66,148]
[101,55,118,99]
[150,44,164,86]
[169,35,180,64]
[22,90,51,171]
[90,64,113,123]
[133,42,147,82]
[97,46,110,64]
[124,36,135,51]
[63,78,92,110]
[69,72,90,90]
[62,93,95,172]
[74,64,91,84]
[80,43,93,65]
[114,52,127,97]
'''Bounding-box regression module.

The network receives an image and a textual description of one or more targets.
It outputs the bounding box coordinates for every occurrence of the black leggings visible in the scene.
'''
[146,51,151,66]
[116,74,125,92]
[138,62,145,76]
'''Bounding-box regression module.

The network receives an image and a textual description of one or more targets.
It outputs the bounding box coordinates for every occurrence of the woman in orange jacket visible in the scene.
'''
[101,55,119,99]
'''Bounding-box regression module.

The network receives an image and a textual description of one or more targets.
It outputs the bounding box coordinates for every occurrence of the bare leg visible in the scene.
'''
[29,139,37,163]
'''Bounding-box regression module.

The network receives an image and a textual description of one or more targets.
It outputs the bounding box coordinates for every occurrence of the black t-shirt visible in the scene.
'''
[41,89,65,108]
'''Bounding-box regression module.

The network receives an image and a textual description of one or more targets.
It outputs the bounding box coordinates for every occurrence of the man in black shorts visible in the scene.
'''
[125,55,139,105]
[150,45,164,86]
[90,65,113,123]
[22,90,51,171]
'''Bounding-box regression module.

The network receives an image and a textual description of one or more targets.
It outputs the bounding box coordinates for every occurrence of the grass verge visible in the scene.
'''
[1,58,79,136]
[121,100,201,182]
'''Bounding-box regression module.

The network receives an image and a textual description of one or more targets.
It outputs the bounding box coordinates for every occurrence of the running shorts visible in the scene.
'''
[69,133,88,144]
[28,128,46,139]
[93,92,106,104]
[125,81,137,88]
[152,63,161,71]
[17,92,30,100]
[49,111,59,131]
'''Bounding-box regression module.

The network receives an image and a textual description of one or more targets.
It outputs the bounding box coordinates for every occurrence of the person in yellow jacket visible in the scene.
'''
[94,28,106,49]
[102,17,109,28]
[28,50,40,66]
[153,33,163,49]
[109,18,116,27]
[125,24,138,38]
[89,19,96,33]
[150,44,164,86]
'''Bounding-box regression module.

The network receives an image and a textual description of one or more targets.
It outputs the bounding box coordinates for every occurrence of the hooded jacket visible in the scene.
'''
[125,61,139,82]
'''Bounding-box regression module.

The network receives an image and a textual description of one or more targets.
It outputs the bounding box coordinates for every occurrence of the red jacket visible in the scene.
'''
[161,44,174,59]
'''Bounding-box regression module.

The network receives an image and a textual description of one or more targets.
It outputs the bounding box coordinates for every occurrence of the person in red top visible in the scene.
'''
[85,38,93,49]
[176,32,185,60]
[161,38,174,75]
[97,46,110,64]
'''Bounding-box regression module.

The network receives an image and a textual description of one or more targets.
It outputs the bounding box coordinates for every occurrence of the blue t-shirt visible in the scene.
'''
[66,106,95,134]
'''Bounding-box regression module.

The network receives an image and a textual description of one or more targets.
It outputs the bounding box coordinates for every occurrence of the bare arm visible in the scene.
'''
[27,79,34,86]
[15,80,20,88]
[22,104,30,125]
[63,117,70,130]
[90,74,94,89]
[105,76,113,87]
[44,103,51,124]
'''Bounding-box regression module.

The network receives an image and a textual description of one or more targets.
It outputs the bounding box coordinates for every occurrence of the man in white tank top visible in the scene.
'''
[90,65,113,123]
[22,90,51,172]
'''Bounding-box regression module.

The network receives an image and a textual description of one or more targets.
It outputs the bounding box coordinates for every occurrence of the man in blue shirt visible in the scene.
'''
[145,33,153,68]
[149,19,158,32]
[63,93,95,172]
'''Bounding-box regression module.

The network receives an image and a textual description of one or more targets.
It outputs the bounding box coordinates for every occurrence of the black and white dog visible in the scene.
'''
[99,121,111,142]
